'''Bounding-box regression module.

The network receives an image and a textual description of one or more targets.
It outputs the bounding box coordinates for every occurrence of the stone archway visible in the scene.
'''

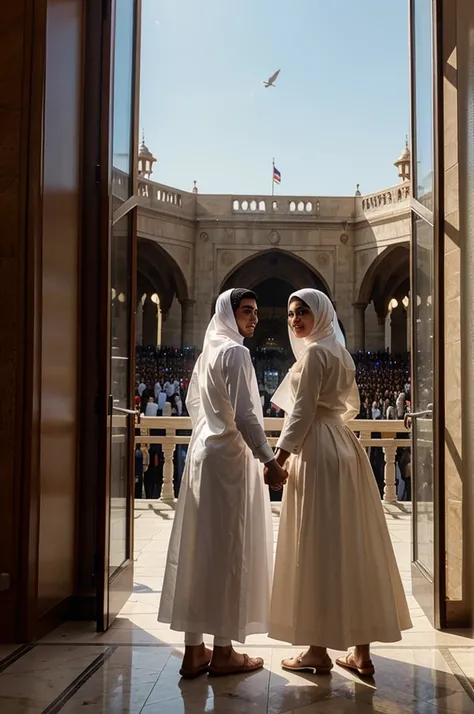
[137,238,192,347]
[220,250,331,351]
[219,251,334,392]
[220,249,332,298]
[356,243,410,352]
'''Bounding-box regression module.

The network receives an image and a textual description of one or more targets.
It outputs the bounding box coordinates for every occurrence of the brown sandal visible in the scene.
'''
[208,653,264,677]
[336,652,375,677]
[281,652,333,675]
[179,662,210,679]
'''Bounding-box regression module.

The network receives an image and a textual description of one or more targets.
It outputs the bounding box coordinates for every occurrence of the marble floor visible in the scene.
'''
[2,501,474,713]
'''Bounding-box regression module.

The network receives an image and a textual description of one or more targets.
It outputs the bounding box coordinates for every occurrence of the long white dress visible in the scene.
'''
[158,303,274,642]
[269,342,412,650]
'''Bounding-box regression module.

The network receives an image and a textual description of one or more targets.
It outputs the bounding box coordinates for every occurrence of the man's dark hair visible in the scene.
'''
[230,288,257,314]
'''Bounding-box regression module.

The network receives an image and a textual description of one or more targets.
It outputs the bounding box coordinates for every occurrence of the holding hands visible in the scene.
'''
[264,451,289,491]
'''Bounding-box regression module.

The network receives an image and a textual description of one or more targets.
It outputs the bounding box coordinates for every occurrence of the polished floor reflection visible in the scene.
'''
[1,502,474,713]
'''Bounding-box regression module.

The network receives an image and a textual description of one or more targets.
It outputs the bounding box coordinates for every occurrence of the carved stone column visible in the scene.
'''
[353,302,367,351]
[161,443,176,501]
[382,445,398,503]
[180,299,196,348]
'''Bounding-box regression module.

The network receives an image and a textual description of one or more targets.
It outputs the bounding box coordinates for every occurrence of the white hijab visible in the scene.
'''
[186,289,264,426]
[272,289,359,420]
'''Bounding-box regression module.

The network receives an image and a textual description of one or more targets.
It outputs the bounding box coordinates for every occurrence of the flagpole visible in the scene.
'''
[272,158,274,197]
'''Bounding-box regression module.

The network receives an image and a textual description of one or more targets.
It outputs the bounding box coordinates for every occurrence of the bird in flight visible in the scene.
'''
[263,69,281,88]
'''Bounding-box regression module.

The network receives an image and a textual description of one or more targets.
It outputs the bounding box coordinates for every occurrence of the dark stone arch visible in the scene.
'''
[137,237,189,314]
[220,249,332,299]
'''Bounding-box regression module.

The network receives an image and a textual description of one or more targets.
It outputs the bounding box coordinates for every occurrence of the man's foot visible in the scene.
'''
[336,650,375,677]
[209,646,264,677]
[180,644,212,679]
[281,649,333,674]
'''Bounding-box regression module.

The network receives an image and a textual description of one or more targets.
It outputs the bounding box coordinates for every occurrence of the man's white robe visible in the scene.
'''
[158,291,274,642]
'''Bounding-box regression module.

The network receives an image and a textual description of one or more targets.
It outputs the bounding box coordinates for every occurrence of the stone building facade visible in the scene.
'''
[126,141,411,353]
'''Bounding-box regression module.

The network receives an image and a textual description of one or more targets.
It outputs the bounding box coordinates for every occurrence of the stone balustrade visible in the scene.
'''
[136,417,410,504]
[231,197,318,216]
[112,168,196,216]
[112,165,411,223]
[361,182,411,213]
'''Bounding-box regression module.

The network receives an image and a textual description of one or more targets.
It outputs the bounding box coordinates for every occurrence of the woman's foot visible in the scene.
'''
[282,648,333,674]
[209,646,264,677]
[336,648,375,677]
[180,644,212,679]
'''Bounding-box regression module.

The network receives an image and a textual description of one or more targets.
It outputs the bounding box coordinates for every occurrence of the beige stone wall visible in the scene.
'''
[444,0,463,612]
[133,182,412,351]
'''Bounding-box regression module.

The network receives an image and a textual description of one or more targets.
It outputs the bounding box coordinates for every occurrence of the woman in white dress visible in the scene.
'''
[267,289,412,677]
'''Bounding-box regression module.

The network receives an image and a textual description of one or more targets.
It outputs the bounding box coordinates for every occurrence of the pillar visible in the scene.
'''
[161,297,182,346]
[143,296,158,346]
[390,304,408,353]
[353,302,367,351]
[135,299,143,346]
[385,313,392,353]
[180,299,196,347]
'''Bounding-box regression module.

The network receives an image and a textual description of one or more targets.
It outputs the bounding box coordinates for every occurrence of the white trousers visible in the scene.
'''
[185,632,231,647]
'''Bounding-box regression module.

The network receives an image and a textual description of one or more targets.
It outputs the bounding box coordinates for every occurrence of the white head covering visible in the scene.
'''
[286,289,347,362]
[202,289,245,350]
[272,289,359,420]
[186,289,264,426]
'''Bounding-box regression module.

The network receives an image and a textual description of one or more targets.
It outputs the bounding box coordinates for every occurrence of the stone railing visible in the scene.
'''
[136,417,410,504]
[361,183,411,214]
[231,197,318,216]
[111,168,196,217]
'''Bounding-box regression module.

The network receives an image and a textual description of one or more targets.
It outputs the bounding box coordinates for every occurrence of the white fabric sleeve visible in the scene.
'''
[276,344,324,455]
[223,346,275,464]
[185,367,200,425]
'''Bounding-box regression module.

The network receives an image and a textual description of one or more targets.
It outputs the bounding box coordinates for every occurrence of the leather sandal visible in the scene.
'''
[336,652,375,677]
[281,652,333,675]
[179,661,210,679]
[208,653,264,677]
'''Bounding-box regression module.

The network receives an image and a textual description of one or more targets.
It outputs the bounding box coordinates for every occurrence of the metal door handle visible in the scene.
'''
[404,404,433,429]
[112,406,140,424]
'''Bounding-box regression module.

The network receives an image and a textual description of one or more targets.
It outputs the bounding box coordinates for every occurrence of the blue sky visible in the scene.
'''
[139,0,409,196]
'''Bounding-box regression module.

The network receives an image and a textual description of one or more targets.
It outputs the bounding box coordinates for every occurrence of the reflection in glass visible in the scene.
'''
[412,214,434,575]
[112,0,136,188]
[412,0,433,210]
[109,214,132,575]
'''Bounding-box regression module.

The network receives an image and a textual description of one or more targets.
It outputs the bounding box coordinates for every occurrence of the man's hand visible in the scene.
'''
[264,459,288,491]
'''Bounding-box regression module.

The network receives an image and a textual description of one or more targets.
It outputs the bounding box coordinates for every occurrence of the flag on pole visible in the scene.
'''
[273,163,281,184]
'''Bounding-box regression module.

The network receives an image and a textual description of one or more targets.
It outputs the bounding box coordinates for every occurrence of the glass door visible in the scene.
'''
[409,213,436,621]
[409,0,444,627]
[97,0,141,631]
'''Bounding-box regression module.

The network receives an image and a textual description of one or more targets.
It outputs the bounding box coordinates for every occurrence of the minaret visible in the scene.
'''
[394,137,411,182]
[138,131,157,178]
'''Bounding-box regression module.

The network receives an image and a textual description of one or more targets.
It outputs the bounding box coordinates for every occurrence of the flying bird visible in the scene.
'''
[263,69,281,88]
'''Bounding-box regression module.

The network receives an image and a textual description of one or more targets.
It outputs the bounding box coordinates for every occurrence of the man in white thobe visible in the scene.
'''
[158,289,286,678]
[154,381,161,400]
[145,397,159,417]
[164,380,175,398]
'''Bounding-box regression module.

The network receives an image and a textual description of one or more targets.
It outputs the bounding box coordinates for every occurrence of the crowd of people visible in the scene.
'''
[354,351,411,420]
[134,347,195,500]
[135,347,412,501]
